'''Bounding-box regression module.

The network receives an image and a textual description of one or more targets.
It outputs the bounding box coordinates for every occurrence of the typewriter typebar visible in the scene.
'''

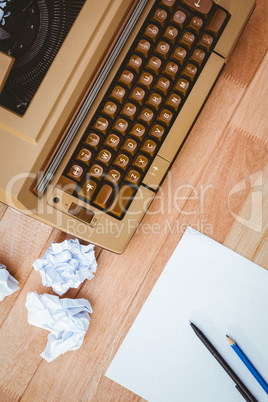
[0,0,256,253]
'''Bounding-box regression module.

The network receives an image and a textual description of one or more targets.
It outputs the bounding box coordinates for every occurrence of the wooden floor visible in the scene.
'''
[0,1,267,401]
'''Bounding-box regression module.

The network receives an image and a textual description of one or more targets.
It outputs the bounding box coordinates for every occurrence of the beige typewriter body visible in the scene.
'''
[0,0,255,253]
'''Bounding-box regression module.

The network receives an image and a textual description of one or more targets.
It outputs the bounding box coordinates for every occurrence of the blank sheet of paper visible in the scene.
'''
[106,228,268,402]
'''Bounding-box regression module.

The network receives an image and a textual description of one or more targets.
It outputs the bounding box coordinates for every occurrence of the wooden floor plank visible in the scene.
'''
[230,52,268,143]
[0,209,53,327]
[222,0,268,87]
[83,376,143,402]
[224,164,268,268]
[0,202,7,221]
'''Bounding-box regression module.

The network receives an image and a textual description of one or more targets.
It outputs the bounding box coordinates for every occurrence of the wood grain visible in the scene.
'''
[224,163,268,267]
[222,0,268,86]
[230,52,268,143]
[0,1,267,401]
[0,201,7,220]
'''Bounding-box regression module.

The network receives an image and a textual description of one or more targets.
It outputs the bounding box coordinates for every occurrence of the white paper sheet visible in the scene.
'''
[106,227,268,402]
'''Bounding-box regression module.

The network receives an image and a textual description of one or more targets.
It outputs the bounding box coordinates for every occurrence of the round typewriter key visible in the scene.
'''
[157,108,174,127]
[110,85,127,104]
[140,140,157,157]
[127,55,143,73]
[89,164,104,180]
[155,41,170,59]
[183,63,198,81]
[154,76,171,95]
[190,48,206,67]
[78,179,97,200]
[139,108,154,125]
[85,133,101,150]
[113,118,129,135]
[165,93,182,111]
[138,72,154,90]
[93,117,109,134]
[149,124,165,140]
[102,101,118,118]
[144,24,159,42]
[114,154,130,171]
[189,16,203,33]
[198,34,214,51]
[152,9,168,27]
[76,148,92,165]
[146,92,163,110]
[163,62,179,80]
[172,47,187,65]
[136,39,151,57]
[122,102,137,121]
[129,86,146,105]
[179,31,195,50]
[118,70,135,89]
[105,134,121,151]
[68,164,84,181]
[164,26,179,44]
[146,56,162,74]
[174,78,190,96]
[96,149,112,166]
[121,138,138,156]
[125,169,141,185]
[130,123,146,140]
[172,10,187,28]
[106,169,122,184]
[133,154,149,171]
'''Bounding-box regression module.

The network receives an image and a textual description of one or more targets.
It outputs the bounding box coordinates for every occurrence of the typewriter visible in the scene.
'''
[0,0,255,253]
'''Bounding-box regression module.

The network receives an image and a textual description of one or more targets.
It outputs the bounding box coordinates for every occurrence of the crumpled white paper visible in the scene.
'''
[0,264,19,301]
[33,239,97,296]
[25,292,93,362]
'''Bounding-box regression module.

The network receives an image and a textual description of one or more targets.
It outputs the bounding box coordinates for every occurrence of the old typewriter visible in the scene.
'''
[0,0,255,253]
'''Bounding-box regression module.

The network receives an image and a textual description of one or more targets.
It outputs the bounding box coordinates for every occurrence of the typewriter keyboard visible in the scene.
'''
[57,0,229,219]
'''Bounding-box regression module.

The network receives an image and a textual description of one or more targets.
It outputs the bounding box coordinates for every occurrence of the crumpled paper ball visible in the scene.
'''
[25,292,93,362]
[0,263,19,301]
[33,239,97,296]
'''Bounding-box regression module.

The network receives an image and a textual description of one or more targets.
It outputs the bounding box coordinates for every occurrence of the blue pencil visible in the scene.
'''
[226,335,268,394]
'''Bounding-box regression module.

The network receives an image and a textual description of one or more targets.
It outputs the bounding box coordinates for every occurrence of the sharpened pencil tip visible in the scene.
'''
[226,335,235,346]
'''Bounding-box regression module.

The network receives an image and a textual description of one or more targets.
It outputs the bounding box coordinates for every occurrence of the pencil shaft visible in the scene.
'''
[232,343,268,394]
[190,323,257,402]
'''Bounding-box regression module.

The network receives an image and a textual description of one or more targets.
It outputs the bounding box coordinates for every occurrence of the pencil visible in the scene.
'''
[190,323,257,402]
[227,335,268,395]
